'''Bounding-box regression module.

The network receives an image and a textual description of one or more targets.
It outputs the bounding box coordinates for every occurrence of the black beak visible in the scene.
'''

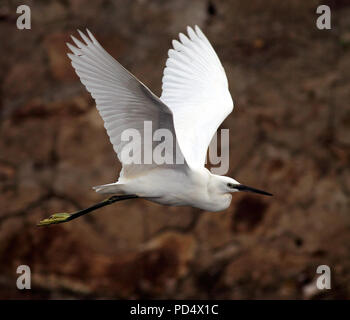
[235,184,273,196]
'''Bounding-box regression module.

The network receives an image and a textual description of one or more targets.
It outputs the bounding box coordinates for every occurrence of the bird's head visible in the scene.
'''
[216,176,273,196]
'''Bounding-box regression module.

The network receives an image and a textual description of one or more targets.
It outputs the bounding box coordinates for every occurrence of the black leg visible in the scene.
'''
[37,194,138,226]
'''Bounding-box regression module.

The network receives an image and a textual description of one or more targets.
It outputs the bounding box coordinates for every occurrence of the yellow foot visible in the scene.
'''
[37,213,72,226]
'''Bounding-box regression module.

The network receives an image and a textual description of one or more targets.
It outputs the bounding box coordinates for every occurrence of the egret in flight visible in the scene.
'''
[38,26,271,226]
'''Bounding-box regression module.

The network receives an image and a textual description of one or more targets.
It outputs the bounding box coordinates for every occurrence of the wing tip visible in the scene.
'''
[86,28,98,44]
[186,26,196,40]
[70,35,85,48]
[194,25,203,37]
[77,29,91,45]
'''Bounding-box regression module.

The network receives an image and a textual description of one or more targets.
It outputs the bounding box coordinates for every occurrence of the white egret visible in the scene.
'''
[38,26,271,226]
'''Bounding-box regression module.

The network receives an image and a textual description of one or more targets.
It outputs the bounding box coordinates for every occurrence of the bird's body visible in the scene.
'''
[36,24,272,226]
[95,166,233,211]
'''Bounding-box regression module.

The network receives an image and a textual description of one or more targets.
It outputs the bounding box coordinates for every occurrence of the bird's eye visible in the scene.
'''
[227,183,234,188]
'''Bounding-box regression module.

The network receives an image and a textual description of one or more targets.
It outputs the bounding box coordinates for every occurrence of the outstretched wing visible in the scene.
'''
[67,30,186,178]
[161,25,233,169]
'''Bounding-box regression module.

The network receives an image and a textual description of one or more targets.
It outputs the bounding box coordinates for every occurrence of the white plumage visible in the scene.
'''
[161,26,233,168]
[66,26,271,212]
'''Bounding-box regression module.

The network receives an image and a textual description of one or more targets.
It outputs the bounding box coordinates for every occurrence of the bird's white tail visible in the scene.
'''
[92,183,125,195]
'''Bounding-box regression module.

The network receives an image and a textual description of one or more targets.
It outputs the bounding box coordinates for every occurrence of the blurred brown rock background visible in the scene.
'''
[0,0,350,299]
